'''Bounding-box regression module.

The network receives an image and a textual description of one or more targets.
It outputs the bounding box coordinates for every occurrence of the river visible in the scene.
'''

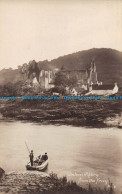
[0,120,122,193]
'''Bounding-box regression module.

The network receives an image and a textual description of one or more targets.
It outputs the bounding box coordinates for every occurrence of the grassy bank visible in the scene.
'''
[0,98,121,127]
[0,171,115,194]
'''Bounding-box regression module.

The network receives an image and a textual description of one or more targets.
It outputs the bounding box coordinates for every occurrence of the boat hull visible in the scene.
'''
[26,160,48,171]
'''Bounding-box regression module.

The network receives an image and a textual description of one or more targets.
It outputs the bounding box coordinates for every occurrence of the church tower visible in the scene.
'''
[89,59,98,85]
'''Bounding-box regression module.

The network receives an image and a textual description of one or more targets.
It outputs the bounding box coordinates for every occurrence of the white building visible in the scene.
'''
[86,83,119,96]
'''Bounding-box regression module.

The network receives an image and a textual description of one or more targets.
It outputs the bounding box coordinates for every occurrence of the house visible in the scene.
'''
[86,83,119,96]
[70,87,86,96]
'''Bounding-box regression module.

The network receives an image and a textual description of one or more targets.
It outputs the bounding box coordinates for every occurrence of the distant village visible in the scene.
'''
[21,59,119,96]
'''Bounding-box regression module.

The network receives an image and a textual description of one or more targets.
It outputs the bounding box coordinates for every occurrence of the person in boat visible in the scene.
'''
[34,155,41,163]
[41,153,48,161]
[35,155,42,165]
[29,150,34,166]
[38,155,43,165]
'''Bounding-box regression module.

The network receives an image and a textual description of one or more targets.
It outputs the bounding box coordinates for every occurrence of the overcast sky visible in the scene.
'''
[0,0,122,70]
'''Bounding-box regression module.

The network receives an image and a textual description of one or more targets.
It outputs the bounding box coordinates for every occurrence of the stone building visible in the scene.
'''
[38,68,58,89]
[61,59,99,90]
[29,59,99,90]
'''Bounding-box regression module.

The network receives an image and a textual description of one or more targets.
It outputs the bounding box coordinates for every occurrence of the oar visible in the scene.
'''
[25,142,31,165]
[25,142,30,154]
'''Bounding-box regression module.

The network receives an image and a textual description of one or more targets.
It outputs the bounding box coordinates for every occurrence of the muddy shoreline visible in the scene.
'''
[0,99,121,127]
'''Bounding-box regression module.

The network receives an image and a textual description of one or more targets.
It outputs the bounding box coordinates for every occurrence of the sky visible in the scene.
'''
[0,0,122,70]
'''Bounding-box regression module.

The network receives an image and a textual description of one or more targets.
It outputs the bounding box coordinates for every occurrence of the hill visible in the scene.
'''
[0,48,122,86]
[48,48,122,86]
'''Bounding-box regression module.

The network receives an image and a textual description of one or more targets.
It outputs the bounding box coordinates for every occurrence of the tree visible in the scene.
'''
[54,71,78,87]
[69,74,78,87]
[54,72,69,87]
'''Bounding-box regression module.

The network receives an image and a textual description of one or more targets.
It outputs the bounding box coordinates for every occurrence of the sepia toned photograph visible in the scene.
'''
[0,0,122,193]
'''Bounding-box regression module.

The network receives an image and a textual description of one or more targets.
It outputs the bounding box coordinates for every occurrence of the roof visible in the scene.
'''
[72,87,85,92]
[61,69,87,72]
[92,84,114,90]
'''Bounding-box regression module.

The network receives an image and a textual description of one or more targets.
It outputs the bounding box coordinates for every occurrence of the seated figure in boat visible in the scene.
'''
[34,155,41,164]
[41,153,48,161]
[38,155,43,165]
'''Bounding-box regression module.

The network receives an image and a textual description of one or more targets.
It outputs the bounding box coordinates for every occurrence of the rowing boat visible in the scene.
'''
[26,159,48,171]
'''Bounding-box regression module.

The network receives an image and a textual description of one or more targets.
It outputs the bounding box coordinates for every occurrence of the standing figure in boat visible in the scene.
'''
[29,150,34,166]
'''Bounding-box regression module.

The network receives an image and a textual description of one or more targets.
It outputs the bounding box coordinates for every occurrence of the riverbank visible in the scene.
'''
[0,99,121,127]
[0,169,115,194]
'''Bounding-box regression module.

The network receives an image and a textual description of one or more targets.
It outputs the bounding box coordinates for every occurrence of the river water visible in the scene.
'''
[0,121,122,193]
